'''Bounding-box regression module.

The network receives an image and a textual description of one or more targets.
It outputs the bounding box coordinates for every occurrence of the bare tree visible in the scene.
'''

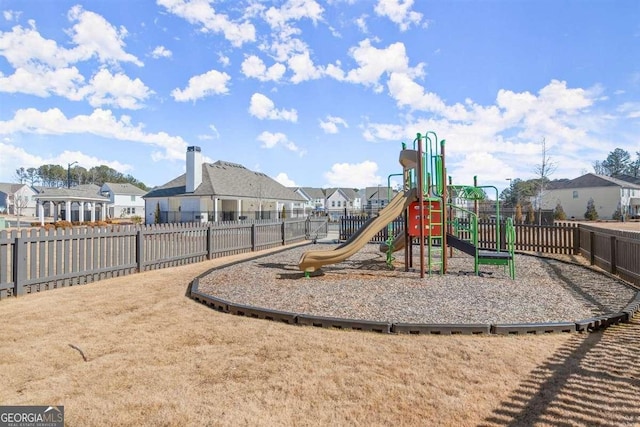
[12,192,30,230]
[533,137,557,225]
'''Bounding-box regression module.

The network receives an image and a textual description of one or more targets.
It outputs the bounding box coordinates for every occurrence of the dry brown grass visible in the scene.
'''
[1,245,639,426]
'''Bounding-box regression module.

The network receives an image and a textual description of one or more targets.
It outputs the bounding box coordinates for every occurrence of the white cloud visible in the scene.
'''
[3,10,21,22]
[323,160,382,188]
[218,53,230,67]
[249,93,298,122]
[355,15,368,33]
[241,55,286,81]
[374,0,423,31]
[319,115,348,134]
[171,69,231,102]
[198,124,220,140]
[273,172,296,187]
[0,66,86,99]
[157,0,256,47]
[387,72,446,113]
[84,69,153,109]
[344,39,424,92]
[263,0,324,29]
[288,50,323,83]
[66,5,143,66]
[151,46,172,58]
[0,107,188,162]
[257,131,300,152]
[0,142,133,182]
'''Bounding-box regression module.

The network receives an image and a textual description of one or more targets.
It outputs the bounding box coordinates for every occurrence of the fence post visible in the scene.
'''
[136,229,144,272]
[206,223,212,260]
[610,235,617,275]
[282,221,286,245]
[251,224,256,251]
[573,225,580,255]
[589,231,595,265]
[13,233,26,296]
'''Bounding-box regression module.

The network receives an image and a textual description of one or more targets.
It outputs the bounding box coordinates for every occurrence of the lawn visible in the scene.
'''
[1,245,639,426]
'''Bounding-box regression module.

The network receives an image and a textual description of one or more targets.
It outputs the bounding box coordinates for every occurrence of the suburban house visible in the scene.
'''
[325,188,362,219]
[291,187,325,216]
[540,173,640,220]
[360,186,396,216]
[143,146,306,224]
[0,183,37,217]
[100,182,147,219]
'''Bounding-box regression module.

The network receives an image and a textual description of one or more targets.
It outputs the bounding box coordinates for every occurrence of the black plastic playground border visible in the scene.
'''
[187,244,640,336]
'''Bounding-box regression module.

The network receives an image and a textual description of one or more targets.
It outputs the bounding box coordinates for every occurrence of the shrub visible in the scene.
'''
[611,207,622,221]
[54,220,73,229]
[584,198,598,220]
[553,202,567,220]
[131,215,143,224]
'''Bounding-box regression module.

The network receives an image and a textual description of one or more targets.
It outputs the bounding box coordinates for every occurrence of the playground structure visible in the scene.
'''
[298,132,515,278]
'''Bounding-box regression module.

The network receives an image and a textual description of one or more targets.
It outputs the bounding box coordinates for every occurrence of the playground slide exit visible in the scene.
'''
[298,188,418,273]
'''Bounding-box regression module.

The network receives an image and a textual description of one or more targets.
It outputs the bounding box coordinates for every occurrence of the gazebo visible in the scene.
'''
[34,185,111,225]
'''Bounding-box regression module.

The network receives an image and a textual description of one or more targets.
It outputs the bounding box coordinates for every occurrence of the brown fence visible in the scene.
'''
[0,219,315,299]
[578,225,640,286]
[340,217,580,254]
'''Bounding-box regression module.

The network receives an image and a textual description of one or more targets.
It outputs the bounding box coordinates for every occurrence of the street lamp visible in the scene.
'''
[67,161,78,188]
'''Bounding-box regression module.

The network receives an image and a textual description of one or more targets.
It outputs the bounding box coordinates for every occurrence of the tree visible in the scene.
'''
[628,151,640,178]
[526,204,535,224]
[553,202,567,220]
[533,137,557,225]
[592,160,606,175]
[154,202,161,224]
[584,198,598,220]
[12,192,30,231]
[601,148,630,176]
[515,203,524,224]
[14,167,27,183]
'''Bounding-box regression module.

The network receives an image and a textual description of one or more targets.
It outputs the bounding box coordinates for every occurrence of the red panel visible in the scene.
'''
[408,201,442,237]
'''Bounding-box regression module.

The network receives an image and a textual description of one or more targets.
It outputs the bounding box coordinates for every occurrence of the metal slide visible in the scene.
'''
[299,189,418,273]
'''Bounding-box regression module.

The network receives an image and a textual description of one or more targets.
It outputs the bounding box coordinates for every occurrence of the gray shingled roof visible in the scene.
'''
[145,160,305,202]
[103,182,147,196]
[297,187,326,200]
[0,183,26,194]
[35,184,110,200]
[560,173,640,189]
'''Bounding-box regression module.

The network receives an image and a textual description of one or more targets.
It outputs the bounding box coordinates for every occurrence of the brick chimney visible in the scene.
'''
[186,146,202,193]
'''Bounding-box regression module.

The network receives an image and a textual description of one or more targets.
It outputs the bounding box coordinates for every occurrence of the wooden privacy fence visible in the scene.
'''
[340,217,580,254]
[0,219,316,299]
[578,225,640,286]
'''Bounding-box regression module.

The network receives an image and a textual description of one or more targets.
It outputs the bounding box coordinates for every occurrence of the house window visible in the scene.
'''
[131,208,135,214]
[131,195,136,201]
[573,191,578,199]
[331,201,335,207]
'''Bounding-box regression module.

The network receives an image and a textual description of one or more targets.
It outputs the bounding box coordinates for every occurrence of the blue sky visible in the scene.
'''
[1,0,639,194]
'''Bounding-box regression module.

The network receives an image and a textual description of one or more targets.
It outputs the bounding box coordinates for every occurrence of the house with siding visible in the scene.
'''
[100,182,147,219]
[0,183,37,217]
[540,173,640,220]
[360,186,395,216]
[143,146,305,224]
[291,187,326,216]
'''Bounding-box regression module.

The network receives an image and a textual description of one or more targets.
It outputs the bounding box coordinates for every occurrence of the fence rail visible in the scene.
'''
[0,218,319,299]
